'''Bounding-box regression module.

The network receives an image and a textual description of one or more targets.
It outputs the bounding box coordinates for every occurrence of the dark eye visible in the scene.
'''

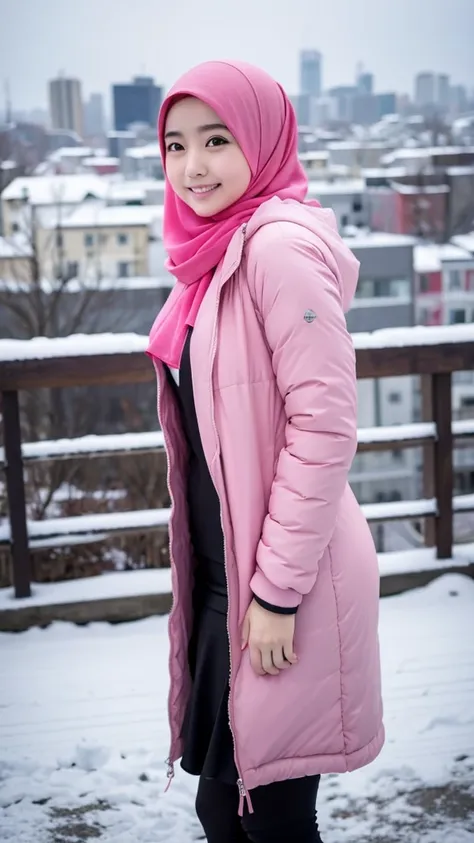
[166,142,184,152]
[206,136,228,147]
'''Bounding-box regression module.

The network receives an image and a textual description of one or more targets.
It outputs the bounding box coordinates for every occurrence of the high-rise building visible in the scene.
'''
[300,51,322,98]
[84,93,105,136]
[414,72,436,107]
[437,74,450,111]
[352,95,378,125]
[449,84,468,115]
[112,76,162,132]
[376,93,398,119]
[49,76,83,136]
[327,86,357,122]
[358,72,374,96]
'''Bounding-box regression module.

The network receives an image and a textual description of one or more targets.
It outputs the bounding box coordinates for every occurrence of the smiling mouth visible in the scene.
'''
[188,184,220,195]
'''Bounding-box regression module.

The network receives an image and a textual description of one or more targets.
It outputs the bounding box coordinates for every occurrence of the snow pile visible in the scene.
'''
[2,323,474,364]
[0,574,473,842]
[0,568,172,610]
[358,422,436,444]
[362,497,436,521]
[0,508,170,546]
[0,431,165,465]
[352,322,474,350]
[0,333,149,362]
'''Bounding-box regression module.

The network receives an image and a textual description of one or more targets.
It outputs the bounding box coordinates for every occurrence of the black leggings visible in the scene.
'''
[195,774,323,843]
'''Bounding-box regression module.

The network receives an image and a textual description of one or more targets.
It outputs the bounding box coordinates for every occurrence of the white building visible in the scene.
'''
[49,76,84,137]
[37,202,164,282]
[122,144,164,180]
[307,179,368,229]
[1,174,108,235]
[415,72,436,107]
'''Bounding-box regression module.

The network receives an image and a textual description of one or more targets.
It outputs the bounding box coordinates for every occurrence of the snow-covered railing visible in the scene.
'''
[1,324,474,599]
[0,431,165,465]
[1,421,474,467]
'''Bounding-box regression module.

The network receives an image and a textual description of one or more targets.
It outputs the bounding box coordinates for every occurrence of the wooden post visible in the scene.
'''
[432,373,453,559]
[421,375,435,547]
[1,390,31,597]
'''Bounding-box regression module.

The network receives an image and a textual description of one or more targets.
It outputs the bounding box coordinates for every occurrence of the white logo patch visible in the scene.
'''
[304,309,317,323]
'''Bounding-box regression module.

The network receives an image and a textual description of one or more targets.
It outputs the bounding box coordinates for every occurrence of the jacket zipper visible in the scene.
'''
[155,362,180,790]
[162,223,252,809]
[207,224,253,816]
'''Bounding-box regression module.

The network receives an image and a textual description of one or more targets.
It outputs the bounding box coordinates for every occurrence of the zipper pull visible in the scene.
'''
[164,757,175,793]
[237,778,254,816]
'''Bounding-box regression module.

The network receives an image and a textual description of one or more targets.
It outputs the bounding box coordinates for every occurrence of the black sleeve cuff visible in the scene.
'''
[253,594,298,615]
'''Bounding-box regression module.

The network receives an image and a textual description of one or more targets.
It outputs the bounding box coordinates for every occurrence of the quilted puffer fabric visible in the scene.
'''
[156,197,384,794]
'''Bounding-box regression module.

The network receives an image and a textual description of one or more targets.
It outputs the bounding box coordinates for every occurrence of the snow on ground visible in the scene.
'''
[0,568,172,610]
[1,574,474,843]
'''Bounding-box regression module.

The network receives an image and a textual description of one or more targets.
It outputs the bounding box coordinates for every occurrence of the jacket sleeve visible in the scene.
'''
[248,229,358,609]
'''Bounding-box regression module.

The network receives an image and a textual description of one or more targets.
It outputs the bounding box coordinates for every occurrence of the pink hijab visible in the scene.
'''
[147,60,313,368]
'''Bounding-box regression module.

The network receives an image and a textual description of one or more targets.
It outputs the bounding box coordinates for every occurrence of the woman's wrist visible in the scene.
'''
[253,594,298,615]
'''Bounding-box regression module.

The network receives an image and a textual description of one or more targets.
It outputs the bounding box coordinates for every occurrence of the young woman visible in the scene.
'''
[147,60,384,843]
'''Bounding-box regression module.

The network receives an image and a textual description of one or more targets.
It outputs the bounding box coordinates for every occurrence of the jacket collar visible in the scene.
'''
[216,223,248,288]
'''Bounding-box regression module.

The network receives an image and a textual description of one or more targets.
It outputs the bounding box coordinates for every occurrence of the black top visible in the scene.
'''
[166,328,297,616]
[167,330,225,565]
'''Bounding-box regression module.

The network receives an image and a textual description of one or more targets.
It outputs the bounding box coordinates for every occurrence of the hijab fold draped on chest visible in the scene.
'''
[146,60,319,369]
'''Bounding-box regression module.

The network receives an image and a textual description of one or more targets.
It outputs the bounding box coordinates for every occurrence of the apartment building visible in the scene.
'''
[414,241,474,326]
[1,174,107,235]
[344,232,417,508]
[307,179,368,229]
[414,235,474,500]
[36,203,164,281]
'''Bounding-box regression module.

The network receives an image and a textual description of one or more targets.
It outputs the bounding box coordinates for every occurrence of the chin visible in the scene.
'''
[187,199,227,218]
[193,205,223,218]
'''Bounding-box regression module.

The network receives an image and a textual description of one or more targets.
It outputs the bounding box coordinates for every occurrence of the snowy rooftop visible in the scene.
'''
[386,144,474,160]
[0,571,473,841]
[327,140,394,150]
[362,166,409,180]
[0,275,173,294]
[107,179,165,202]
[54,203,164,229]
[125,143,162,160]
[414,242,474,274]
[299,150,330,161]
[0,234,32,259]
[451,232,474,255]
[344,231,416,249]
[49,146,95,160]
[0,159,17,171]
[307,178,365,196]
[446,165,474,176]
[391,182,450,195]
[1,174,107,205]
[107,130,136,139]
[83,157,120,168]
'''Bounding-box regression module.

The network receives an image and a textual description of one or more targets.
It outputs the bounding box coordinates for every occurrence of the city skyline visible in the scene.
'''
[1,0,473,113]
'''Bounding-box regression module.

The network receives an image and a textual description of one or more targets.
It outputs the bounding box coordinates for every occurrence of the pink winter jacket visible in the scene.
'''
[154,197,384,807]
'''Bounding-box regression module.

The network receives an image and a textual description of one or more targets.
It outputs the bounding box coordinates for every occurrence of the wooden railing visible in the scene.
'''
[1,326,474,599]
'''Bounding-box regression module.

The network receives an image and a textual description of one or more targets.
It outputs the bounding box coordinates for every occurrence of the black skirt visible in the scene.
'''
[180,556,238,785]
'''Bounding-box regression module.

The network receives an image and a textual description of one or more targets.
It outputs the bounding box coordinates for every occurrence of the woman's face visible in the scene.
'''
[163,97,252,217]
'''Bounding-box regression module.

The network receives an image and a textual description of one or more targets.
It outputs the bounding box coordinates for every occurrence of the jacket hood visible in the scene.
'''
[245,197,360,312]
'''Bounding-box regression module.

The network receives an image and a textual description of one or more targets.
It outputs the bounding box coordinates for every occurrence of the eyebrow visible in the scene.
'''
[164,123,230,139]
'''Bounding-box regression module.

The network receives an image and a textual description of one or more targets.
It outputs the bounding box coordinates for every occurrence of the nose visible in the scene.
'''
[184,147,208,180]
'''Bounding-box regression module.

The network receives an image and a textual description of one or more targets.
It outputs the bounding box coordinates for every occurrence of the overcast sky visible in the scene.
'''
[1,0,473,113]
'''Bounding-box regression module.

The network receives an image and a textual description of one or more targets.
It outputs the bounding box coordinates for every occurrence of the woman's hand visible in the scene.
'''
[241,599,298,676]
